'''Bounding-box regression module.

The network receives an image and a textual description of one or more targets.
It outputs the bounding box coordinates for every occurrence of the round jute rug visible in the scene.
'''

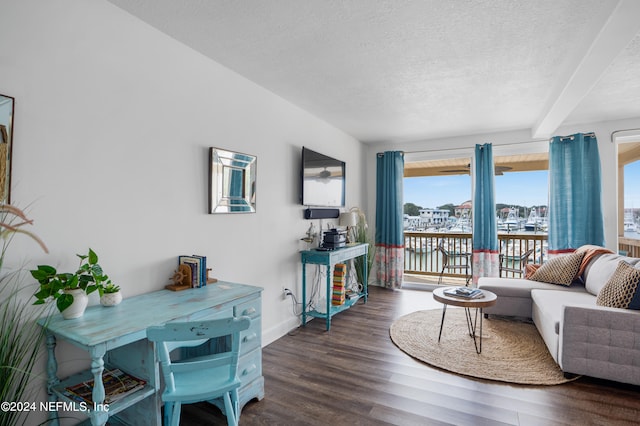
[389,309,576,385]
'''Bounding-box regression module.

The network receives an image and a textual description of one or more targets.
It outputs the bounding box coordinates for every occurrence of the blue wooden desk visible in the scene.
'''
[300,243,368,330]
[38,281,263,426]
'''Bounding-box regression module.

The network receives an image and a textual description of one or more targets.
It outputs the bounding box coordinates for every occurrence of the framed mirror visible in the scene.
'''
[209,147,256,213]
[0,94,14,204]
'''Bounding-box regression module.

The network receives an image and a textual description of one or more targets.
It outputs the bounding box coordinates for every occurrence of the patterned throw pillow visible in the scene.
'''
[528,251,585,286]
[596,261,640,310]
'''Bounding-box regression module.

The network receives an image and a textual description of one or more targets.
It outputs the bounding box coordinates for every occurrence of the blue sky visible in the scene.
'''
[625,161,640,208]
[404,161,640,209]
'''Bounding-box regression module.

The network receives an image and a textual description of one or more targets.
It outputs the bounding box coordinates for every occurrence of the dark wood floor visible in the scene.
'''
[182,286,640,425]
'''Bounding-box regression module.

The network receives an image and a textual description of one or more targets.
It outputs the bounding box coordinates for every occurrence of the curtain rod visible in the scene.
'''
[553,132,595,142]
[377,151,405,157]
[610,128,640,143]
[378,128,639,155]
[378,138,549,156]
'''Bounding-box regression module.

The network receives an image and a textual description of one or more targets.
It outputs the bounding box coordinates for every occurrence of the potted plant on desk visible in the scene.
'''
[99,282,122,306]
[32,248,111,319]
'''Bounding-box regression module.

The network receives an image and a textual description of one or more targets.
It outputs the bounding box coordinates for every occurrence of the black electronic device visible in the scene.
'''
[303,208,340,219]
[321,229,346,250]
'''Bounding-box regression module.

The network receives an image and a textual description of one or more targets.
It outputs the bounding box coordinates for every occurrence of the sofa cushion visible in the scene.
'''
[531,290,597,365]
[478,277,587,318]
[529,251,585,286]
[479,277,586,298]
[596,261,640,310]
[584,253,640,296]
[531,290,597,335]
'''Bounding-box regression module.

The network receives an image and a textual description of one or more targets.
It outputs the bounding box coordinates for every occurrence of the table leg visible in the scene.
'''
[302,263,307,327]
[438,304,447,342]
[464,307,474,337]
[325,265,331,331]
[479,308,483,353]
[469,307,484,354]
[363,251,368,303]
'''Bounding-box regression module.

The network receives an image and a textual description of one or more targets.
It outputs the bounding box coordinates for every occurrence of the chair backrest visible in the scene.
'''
[437,240,450,265]
[437,240,448,255]
[147,316,251,394]
[520,248,535,264]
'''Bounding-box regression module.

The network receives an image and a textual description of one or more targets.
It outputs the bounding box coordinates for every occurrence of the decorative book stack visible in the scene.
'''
[178,255,211,288]
[443,286,484,299]
[332,263,346,305]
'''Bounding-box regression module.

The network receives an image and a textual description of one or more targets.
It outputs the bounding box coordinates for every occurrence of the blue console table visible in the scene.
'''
[300,243,368,330]
[38,281,263,426]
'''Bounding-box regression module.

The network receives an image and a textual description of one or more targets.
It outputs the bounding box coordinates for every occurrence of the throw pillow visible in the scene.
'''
[596,261,640,310]
[524,263,541,279]
[528,251,585,286]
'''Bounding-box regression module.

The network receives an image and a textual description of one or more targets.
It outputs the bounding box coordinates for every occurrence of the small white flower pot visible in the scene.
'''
[100,291,122,307]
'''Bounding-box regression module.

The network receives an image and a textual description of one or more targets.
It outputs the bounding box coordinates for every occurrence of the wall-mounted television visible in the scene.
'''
[300,147,345,207]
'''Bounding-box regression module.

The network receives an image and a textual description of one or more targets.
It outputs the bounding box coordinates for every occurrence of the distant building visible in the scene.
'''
[455,200,472,218]
[419,208,450,226]
[404,208,450,230]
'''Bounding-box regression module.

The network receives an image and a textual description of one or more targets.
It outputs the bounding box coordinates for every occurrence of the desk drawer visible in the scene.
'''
[238,348,262,386]
[240,317,261,354]
[187,307,233,321]
[234,297,261,319]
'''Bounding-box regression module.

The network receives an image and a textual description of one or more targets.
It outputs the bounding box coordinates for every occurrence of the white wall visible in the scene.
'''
[0,0,365,414]
[366,118,640,253]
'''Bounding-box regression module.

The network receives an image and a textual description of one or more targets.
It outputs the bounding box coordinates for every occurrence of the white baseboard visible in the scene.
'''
[262,316,303,347]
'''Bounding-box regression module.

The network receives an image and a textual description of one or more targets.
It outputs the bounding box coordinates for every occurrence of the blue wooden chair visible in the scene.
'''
[147,316,251,426]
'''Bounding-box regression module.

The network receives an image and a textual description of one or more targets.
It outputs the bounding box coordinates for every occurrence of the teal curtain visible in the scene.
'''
[472,144,499,284]
[548,132,605,254]
[375,151,404,289]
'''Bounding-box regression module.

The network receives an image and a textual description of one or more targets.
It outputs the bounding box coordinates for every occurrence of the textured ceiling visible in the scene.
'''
[108,0,640,144]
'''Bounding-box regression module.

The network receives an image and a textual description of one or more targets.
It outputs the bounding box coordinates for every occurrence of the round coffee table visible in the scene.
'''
[432,287,497,354]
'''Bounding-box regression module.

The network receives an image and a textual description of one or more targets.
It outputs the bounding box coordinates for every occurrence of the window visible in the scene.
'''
[617,140,640,239]
[404,156,472,231]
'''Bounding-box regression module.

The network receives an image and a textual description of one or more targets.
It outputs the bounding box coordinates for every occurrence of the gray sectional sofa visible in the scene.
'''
[478,250,640,386]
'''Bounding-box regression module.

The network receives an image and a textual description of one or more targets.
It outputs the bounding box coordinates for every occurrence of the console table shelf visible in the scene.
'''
[305,293,364,319]
[300,243,368,330]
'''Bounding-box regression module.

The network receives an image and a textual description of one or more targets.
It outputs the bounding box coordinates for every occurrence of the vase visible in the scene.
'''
[62,288,88,319]
[100,291,122,307]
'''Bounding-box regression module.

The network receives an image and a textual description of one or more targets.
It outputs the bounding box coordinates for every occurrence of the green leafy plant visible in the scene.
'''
[31,248,111,313]
[0,204,48,426]
[350,207,375,286]
[102,282,120,294]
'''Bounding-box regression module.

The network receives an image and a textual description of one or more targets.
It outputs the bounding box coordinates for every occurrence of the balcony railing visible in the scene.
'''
[618,237,640,257]
[405,231,640,283]
[404,231,548,282]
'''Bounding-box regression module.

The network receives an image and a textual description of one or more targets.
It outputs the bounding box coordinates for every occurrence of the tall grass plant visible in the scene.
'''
[0,205,48,426]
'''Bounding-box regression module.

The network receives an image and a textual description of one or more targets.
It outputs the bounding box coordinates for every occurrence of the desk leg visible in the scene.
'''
[88,345,109,426]
[302,263,307,327]
[45,333,60,426]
